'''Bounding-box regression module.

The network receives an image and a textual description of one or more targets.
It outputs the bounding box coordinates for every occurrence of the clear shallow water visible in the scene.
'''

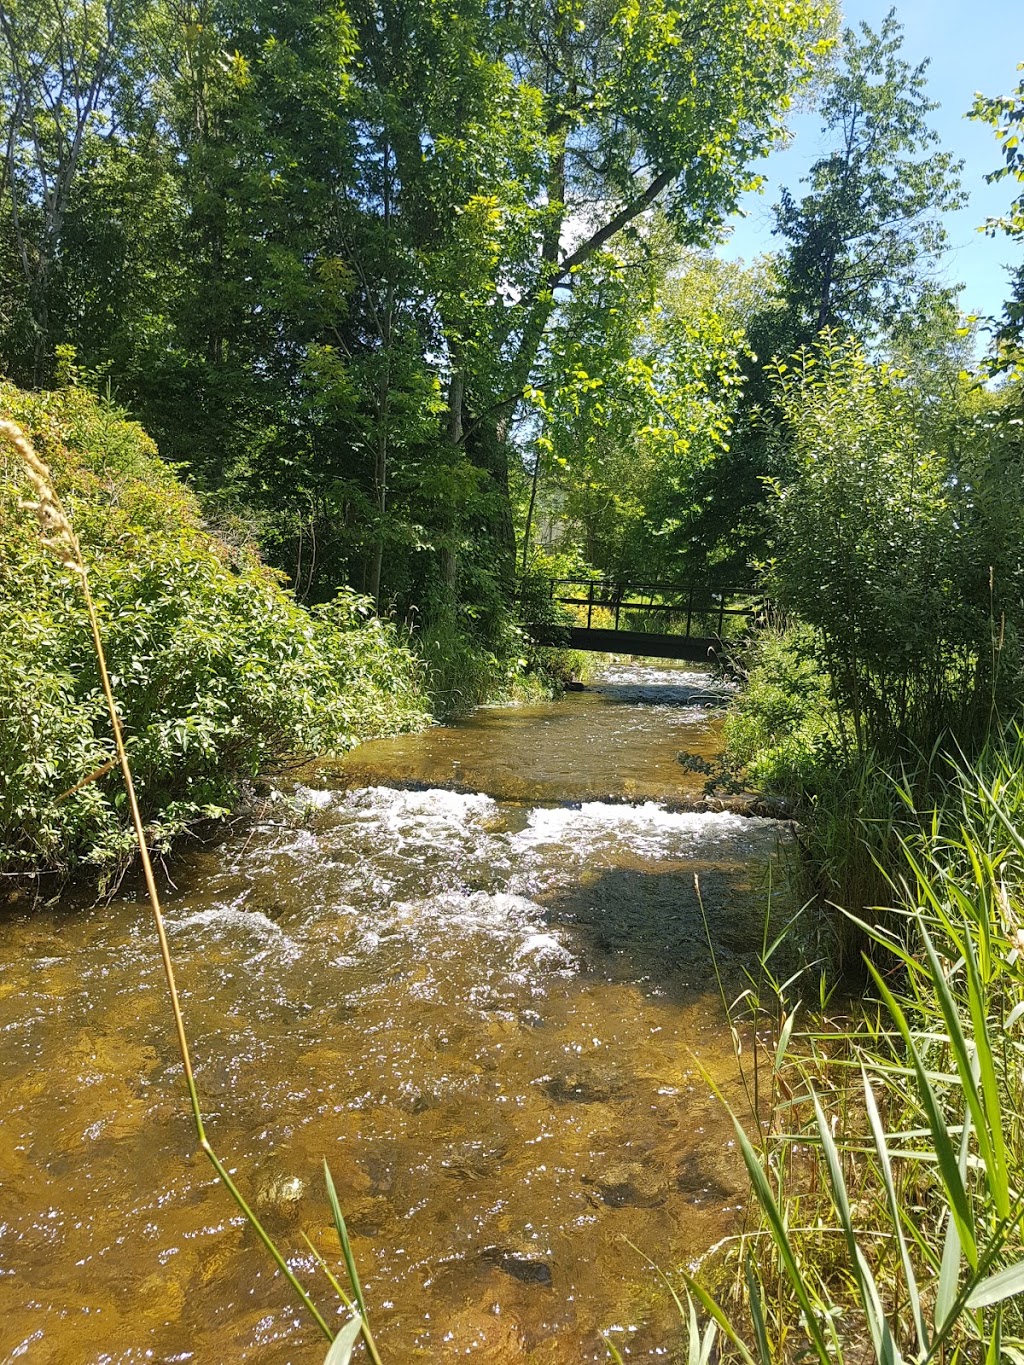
[0,663,789,1362]
[336,663,730,804]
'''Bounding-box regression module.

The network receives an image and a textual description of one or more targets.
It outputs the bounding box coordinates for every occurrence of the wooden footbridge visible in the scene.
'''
[522,578,758,662]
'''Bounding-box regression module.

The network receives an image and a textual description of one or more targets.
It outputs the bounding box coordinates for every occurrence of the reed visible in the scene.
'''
[672,735,1024,1362]
[2,418,379,1364]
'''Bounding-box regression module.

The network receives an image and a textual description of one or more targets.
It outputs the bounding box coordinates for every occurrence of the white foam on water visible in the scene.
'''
[167,904,302,963]
[600,664,726,691]
[513,800,777,863]
[391,888,539,936]
[377,890,577,971]
[515,931,575,967]
[341,786,497,848]
[289,784,336,809]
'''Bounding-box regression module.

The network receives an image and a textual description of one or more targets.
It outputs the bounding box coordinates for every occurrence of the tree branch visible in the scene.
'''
[550,167,674,287]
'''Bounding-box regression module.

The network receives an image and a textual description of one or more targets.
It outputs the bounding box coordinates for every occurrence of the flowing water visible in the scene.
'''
[0,663,792,1363]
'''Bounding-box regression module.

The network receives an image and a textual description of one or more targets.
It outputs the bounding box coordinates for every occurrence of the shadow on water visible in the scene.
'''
[538,860,795,1006]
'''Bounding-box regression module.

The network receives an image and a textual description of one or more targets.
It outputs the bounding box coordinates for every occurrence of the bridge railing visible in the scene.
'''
[536,578,759,640]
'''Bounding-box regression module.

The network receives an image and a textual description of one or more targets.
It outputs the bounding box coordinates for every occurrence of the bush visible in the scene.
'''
[767,336,1024,755]
[0,382,430,878]
[723,622,931,940]
[723,622,836,797]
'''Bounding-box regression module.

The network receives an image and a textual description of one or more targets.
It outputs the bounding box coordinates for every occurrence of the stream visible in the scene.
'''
[0,662,791,1363]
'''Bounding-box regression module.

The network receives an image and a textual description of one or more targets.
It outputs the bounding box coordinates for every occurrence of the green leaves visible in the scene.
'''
[323,1317,362,1365]
[0,382,430,878]
[968,1259,1024,1311]
[969,70,1024,371]
[766,334,1004,754]
[775,9,964,342]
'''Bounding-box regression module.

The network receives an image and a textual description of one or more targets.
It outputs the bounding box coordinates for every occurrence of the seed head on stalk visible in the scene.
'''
[0,415,370,1359]
[1,418,83,574]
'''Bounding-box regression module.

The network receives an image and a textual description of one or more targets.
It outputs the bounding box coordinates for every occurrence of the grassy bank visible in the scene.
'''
[1,382,430,881]
[676,732,1024,1361]
[672,603,1024,1357]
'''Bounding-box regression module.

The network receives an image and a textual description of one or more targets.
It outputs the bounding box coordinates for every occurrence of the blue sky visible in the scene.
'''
[717,0,1021,322]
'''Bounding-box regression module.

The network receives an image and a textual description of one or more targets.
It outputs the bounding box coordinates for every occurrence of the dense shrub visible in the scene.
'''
[515,549,599,689]
[767,336,1024,754]
[723,621,836,796]
[0,382,430,878]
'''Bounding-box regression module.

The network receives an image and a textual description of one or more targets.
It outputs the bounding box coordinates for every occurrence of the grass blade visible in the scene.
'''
[744,1248,773,1364]
[324,1161,368,1319]
[730,1114,833,1364]
[680,1272,760,1365]
[602,1335,627,1364]
[866,959,978,1270]
[936,1101,974,1333]
[862,1066,928,1356]
[918,924,1005,1222]
[323,1315,362,1365]
[962,925,1010,1219]
[811,1089,899,1364]
[967,1259,1024,1310]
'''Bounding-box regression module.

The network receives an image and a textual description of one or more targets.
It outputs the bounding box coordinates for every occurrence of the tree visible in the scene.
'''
[773,7,964,343]
[970,64,1024,374]
[333,0,830,567]
[0,0,834,686]
[0,0,138,381]
[521,235,756,581]
[767,335,1024,753]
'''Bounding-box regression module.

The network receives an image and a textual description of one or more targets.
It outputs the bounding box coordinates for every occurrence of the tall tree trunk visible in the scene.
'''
[521,444,543,572]
[440,370,464,599]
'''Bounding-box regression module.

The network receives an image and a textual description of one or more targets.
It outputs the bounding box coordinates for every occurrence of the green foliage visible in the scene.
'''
[2,0,834,669]
[970,64,1024,374]
[774,7,964,342]
[683,733,1024,1362]
[514,547,600,688]
[0,382,429,877]
[415,612,530,718]
[722,338,1024,925]
[723,623,835,795]
[766,335,1024,754]
[642,10,967,587]
[525,239,758,581]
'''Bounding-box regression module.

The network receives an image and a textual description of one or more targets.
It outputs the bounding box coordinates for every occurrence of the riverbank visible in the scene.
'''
[685,729,1024,1361]
[0,386,431,882]
[689,623,1024,1359]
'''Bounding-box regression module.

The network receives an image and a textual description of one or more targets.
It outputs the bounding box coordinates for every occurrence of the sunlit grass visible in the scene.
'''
[666,734,1024,1362]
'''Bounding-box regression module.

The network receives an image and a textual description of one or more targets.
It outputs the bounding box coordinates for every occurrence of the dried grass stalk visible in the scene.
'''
[1,417,339,1347]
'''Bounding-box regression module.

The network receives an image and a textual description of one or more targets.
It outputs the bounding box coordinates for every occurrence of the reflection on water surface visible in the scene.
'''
[0,663,788,1362]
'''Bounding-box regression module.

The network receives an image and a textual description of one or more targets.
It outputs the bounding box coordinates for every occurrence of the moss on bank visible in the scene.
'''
[0,382,431,880]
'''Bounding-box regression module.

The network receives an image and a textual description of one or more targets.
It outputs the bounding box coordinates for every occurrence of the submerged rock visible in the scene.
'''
[676,1148,744,1206]
[480,1244,553,1286]
[583,1159,670,1208]
[438,1305,529,1360]
[441,1139,509,1179]
[539,1065,621,1104]
[254,1173,305,1210]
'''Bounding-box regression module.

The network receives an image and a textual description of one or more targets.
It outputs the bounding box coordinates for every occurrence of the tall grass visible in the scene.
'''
[2,419,378,1365]
[675,733,1024,1362]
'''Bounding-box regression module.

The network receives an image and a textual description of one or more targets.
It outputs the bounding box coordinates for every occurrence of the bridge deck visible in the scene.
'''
[527,624,727,662]
[523,578,755,662]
